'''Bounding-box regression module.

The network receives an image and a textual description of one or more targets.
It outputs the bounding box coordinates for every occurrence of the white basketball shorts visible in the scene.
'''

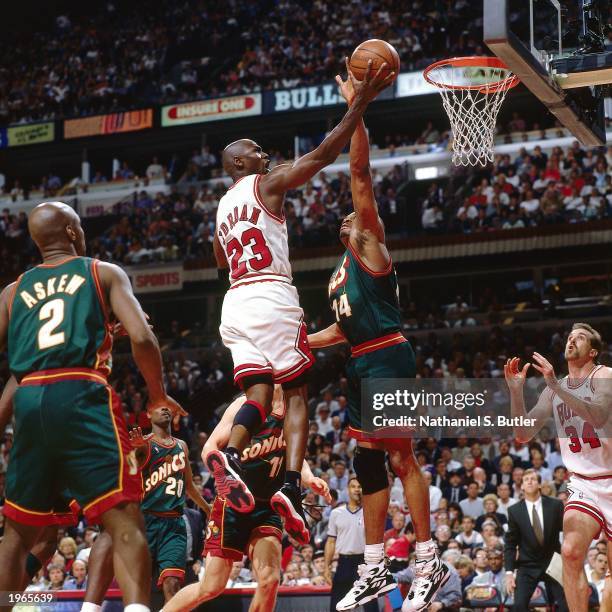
[220,280,314,387]
[565,473,612,540]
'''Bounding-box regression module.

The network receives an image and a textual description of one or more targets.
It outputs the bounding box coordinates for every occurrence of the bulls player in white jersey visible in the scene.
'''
[505,322,612,612]
[206,61,395,545]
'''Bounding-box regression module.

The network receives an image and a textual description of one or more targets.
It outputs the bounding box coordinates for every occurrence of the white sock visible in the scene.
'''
[364,543,384,565]
[81,605,101,612]
[415,539,436,560]
[124,605,151,612]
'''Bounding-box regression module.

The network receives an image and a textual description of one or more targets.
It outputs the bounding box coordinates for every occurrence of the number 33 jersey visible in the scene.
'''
[552,365,612,478]
[141,436,187,513]
[217,173,292,288]
[8,256,112,380]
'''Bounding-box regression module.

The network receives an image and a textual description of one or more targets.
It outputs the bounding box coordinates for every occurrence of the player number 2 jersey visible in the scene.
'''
[141,436,187,513]
[8,256,112,380]
[552,365,611,478]
[217,173,292,288]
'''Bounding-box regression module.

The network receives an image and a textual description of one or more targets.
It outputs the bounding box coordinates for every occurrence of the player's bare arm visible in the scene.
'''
[323,531,336,585]
[0,375,16,435]
[308,323,347,349]
[180,440,211,516]
[202,395,245,461]
[301,459,332,503]
[258,61,395,212]
[504,357,553,442]
[0,282,16,352]
[213,232,228,270]
[532,352,611,428]
[97,261,185,416]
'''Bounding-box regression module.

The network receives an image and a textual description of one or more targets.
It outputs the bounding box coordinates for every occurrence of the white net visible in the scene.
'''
[426,62,517,167]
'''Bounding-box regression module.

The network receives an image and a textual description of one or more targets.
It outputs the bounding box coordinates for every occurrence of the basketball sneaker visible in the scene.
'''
[205,449,255,513]
[270,484,310,545]
[335,561,397,611]
[403,555,450,612]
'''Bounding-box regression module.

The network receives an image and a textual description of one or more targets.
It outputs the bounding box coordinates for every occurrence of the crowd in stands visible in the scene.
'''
[1,0,490,125]
[2,321,610,607]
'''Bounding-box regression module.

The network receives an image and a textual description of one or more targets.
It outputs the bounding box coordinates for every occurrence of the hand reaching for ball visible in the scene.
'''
[336,57,395,106]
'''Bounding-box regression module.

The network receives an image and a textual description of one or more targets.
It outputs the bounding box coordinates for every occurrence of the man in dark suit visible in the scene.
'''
[441,471,467,504]
[504,469,568,611]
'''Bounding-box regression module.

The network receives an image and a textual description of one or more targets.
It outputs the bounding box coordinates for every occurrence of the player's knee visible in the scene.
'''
[163,576,181,596]
[198,573,226,600]
[256,565,280,591]
[388,448,417,478]
[561,538,584,565]
[353,446,387,495]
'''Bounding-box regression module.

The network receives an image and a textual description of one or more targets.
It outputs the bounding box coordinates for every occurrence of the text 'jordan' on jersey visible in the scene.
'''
[217,173,292,287]
[552,365,611,478]
[141,436,187,513]
[7,256,112,380]
[328,243,401,347]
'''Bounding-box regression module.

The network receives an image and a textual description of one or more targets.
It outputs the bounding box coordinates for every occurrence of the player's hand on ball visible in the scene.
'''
[129,426,147,447]
[309,476,332,503]
[504,357,530,391]
[532,352,558,387]
[335,58,357,105]
[349,59,396,104]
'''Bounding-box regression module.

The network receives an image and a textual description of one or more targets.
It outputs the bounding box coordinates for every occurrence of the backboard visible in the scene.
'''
[484,0,610,145]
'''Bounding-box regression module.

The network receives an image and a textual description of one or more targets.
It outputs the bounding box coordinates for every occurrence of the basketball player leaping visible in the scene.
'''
[207,60,394,545]
[505,322,612,612]
[307,62,448,612]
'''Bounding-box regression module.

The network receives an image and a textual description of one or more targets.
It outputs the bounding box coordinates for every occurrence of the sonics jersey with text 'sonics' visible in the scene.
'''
[552,365,612,477]
[141,436,187,513]
[8,256,112,380]
[216,173,292,287]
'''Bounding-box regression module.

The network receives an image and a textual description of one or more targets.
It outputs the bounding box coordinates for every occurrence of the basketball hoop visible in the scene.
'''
[423,57,519,167]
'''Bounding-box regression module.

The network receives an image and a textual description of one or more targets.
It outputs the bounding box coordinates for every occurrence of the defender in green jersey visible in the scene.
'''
[130,405,209,603]
[163,387,331,612]
[308,68,448,612]
[0,201,183,608]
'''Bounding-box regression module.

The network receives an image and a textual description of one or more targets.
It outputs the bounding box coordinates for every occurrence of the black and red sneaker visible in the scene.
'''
[205,449,255,513]
[270,484,310,545]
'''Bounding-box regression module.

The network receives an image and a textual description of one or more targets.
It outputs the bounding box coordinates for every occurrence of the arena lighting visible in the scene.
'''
[414,166,439,180]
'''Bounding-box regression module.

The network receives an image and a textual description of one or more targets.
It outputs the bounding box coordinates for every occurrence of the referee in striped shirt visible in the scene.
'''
[324,477,377,612]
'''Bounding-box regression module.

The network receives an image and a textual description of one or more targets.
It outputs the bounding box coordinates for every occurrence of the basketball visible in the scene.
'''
[349,39,400,81]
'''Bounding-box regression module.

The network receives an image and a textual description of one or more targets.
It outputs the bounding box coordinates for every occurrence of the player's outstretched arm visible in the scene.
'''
[181,440,211,516]
[259,62,395,196]
[504,357,553,442]
[98,262,185,416]
[308,323,347,349]
[0,376,16,435]
[301,460,332,503]
[202,394,245,462]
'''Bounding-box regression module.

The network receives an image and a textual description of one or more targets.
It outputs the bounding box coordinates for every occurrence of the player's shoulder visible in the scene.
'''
[592,364,612,379]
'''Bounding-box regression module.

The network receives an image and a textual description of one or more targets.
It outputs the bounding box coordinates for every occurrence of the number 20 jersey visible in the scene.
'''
[8,256,112,380]
[217,173,292,288]
[552,365,611,478]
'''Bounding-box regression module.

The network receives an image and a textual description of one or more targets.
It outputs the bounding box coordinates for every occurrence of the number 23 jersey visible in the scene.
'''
[552,365,611,478]
[141,436,187,513]
[217,173,292,288]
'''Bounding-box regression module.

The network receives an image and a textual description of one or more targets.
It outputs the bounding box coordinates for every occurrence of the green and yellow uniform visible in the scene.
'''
[206,410,284,560]
[328,244,416,439]
[141,435,188,586]
[4,256,141,526]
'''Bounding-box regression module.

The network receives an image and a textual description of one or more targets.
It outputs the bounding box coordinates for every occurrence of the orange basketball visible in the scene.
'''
[349,39,400,81]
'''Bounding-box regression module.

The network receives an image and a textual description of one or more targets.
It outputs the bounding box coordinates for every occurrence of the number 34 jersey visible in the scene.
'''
[217,173,292,288]
[552,365,612,478]
[141,436,187,513]
[8,256,112,380]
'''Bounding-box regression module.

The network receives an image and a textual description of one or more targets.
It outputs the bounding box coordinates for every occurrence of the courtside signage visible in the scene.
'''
[161,94,262,126]
[396,71,438,97]
[64,109,153,139]
[127,265,184,294]
[6,122,55,147]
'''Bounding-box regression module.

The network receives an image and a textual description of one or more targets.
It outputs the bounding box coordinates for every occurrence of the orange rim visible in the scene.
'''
[423,56,519,94]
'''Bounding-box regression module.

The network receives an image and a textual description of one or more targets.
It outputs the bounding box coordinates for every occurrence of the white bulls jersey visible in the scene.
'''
[217,173,291,288]
[552,364,612,477]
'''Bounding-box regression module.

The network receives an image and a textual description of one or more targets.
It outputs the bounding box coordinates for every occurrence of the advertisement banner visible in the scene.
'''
[64,109,153,139]
[162,94,262,127]
[396,71,438,98]
[263,81,395,114]
[6,122,55,147]
[128,265,184,294]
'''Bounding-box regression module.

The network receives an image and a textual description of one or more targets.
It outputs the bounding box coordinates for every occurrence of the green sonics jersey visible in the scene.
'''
[241,410,286,501]
[8,256,112,380]
[141,436,187,513]
[328,245,401,347]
